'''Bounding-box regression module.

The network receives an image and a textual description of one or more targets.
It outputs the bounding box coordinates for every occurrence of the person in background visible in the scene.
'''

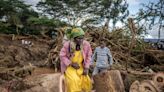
[60,27,92,92]
[91,38,113,76]
[62,27,71,44]
[51,31,57,39]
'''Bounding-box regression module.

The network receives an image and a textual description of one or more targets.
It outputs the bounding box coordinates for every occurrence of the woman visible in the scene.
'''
[60,27,92,92]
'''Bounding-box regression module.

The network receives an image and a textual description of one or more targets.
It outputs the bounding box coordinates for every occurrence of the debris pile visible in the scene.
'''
[0,25,163,91]
[50,27,164,72]
[130,72,164,92]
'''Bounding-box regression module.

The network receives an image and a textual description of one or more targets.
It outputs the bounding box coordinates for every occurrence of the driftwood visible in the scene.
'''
[140,80,158,92]
[153,72,164,91]
[0,65,36,80]
[129,72,164,92]
[129,80,140,92]
[130,80,158,92]
[120,70,155,77]
[120,70,156,92]
[93,70,125,92]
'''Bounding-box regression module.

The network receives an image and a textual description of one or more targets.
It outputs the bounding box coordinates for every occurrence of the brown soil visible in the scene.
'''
[32,67,55,75]
[0,33,163,92]
[0,34,50,68]
[0,34,56,92]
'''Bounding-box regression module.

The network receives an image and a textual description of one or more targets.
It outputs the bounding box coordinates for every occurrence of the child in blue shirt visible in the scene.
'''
[91,39,113,75]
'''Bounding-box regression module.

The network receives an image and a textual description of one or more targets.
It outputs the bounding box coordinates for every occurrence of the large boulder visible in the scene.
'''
[22,73,65,92]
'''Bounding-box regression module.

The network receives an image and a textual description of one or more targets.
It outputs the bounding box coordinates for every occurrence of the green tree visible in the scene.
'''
[37,0,129,28]
[27,17,67,36]
[0,0,39,34]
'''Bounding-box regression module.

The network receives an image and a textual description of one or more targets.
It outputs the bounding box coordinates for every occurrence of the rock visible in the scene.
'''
[22,73,65,92]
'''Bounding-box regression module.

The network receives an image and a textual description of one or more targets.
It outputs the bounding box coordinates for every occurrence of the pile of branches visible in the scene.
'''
[86,27,163,71]
[49,26,163,72]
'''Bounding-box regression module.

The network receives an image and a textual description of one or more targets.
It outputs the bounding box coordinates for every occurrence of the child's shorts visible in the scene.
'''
[92,67,108,76]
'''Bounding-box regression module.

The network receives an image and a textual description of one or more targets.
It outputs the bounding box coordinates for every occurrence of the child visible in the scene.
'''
[91,38,113,76]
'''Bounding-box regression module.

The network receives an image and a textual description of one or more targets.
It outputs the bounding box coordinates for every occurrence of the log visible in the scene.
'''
[22,73,66,92]
[153,72,164,91]
[120,70,155,76]
[120,70,155,92]
[93,70,125,92]
[0,65,36,78]
[140,80,158,92]
[130,80,159,92]
[129,80,140,92]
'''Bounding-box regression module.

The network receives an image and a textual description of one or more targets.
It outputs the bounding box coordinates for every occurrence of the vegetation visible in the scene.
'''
[136,0,164,39]
[0,1,163,92]
[0,0,162,38]
[0,0,66,35]
[37,0,129,27]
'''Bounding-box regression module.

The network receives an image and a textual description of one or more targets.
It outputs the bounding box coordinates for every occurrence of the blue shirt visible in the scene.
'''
[91,47,113,68]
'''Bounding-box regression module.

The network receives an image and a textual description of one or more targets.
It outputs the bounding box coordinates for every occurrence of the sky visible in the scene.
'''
[24,0,163,39]
[126,0,164,39]
[127,0,157,15]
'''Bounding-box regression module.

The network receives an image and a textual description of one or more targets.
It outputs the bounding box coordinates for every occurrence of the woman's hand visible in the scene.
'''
[83,68,89,75]
[71,63,80,69]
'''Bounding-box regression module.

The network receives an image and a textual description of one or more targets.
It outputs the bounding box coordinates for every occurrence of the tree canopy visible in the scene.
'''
[0,0,66,35]
[0,0,162,38]
[37,0,129,27]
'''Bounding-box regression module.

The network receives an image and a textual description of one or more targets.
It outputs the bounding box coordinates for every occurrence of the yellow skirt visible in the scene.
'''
[65,51,92,92]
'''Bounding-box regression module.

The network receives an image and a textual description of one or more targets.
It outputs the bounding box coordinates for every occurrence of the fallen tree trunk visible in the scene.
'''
[129,80,140,92]
[140,80,158,92]
[93,70,125,92]
[0,65,36,79]
[153,72,164,92]
[130,80,159,92]
[120,70,155,76]
[120,70,155,92]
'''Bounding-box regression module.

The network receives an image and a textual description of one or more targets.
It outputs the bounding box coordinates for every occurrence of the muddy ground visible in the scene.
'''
[0,34,56,90]
[0,34,163,92]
